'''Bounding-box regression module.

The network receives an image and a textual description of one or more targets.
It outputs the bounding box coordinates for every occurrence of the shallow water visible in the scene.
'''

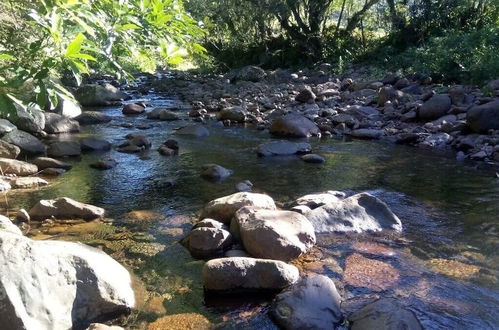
[3,91,499,329]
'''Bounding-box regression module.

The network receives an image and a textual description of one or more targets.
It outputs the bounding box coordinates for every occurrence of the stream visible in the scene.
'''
[3,90,499,329]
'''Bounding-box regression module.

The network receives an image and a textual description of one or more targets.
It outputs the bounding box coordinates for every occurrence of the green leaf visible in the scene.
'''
[65,32,85,56]
[0,54,14,61]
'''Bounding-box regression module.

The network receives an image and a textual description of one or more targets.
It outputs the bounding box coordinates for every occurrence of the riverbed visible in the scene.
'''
[3,91,498,329]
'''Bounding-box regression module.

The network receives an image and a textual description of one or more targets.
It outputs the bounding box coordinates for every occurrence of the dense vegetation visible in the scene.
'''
[187,0,499,83]
[0,0,204,117]
[1,0,498,117]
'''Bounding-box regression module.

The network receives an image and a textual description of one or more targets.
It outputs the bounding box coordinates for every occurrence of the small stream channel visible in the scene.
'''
[2,91,498,329]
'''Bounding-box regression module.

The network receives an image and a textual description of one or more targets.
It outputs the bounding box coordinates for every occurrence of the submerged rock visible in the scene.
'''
[270,114,320,138]
[32,157,72,170]
[200,164,233,182]
[348,298,422,330]
[306,192,402,233]
[0,223,134,330]
[200,192,277,223]
[90,157,117,170]
[175,124,210,138]
[29,197,105,220]
[232,207,316,261]
[257,141,311,157]
[75,111,112,125]
[47,141,82,157]
[300,153,325,163]
[271,275,343,330]
[80,138,112,152]
[203,257,299,292]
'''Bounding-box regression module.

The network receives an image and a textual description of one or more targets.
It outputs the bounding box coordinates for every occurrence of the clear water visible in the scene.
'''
[3,92,498,329]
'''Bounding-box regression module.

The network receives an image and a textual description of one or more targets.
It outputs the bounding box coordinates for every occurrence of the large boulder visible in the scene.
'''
[0,215,22,235]
[0,158,38,176]
[29,197,105,220]
[271,275,343,330]
[47,141,81,157]
[31,157,72,170]
[348,299,422,330]
[0,119,16,136]
[1,129,46,155]
[0,226,134,330]
[467,100,499,133]
[292,191,345,209]
[74,83,130,106]
[232,207,316,261]
[200,192,277,223]
[174,125,210,138]
[226,66,265,82]
[186,226,233,259]
[14,104,45,134]
[306,193,402,234]
[75,112,112,125]
[0,140,20,159]
[270,114,320,138]
[44,113,80,134]
[418,94,451,120]
[53,94,82,118]
[218,107,247,123]
[257,141,311,157]
[203,257,299,291]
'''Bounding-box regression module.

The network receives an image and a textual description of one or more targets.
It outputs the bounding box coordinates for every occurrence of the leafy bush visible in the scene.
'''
[0,0,205,118]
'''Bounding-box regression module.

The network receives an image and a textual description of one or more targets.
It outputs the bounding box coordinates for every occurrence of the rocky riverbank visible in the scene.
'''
[0,66,498,329]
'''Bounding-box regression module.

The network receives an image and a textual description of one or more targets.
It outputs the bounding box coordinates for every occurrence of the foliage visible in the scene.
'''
[0,0,205,118]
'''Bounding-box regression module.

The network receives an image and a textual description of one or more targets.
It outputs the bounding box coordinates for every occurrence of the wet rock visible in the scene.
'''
[1,129,46,155]
[47,141,82,157]
[158,146,176,156]
[90,157,117,170]
[348,298,422,330]
[351,128,383,139]
[147,313,212,330]
[418,94,451,120]
[117,133,151,153]
[467,100,499,133]
[218,106,247,123]
[0,140,20,159]
[226,65,265,82]
[0,119,16,136]
[175,124,210,138]
[75,111,112,125]
[29,197,105,220]
[44,113,80,134]
[257,141,311,157]
[271,275,343,330]
[80,138,112,152]
[232,207,316,261]
[11,177,49,189]
[40,168,66,176]
[235,180,253,192]
[270,114,320,138]
[15,209,30,223]
[75,83,130,106]
[201,164,233,182]
[200,192,277,223]
[295,88,316,103]
[32,157,72,170]
[0,227,134,330]
[292,191,345,209]
[193,218,226,230]
[203,257,299,291]
[0,215,22,235]
[343,253,399,291]
[122,103,145,115]
[186,227,233,259]
[331,113,358,127]
[306,193,402,234]
[159,110,180,121]
[0,158,38,176]
[300,154,325,163]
